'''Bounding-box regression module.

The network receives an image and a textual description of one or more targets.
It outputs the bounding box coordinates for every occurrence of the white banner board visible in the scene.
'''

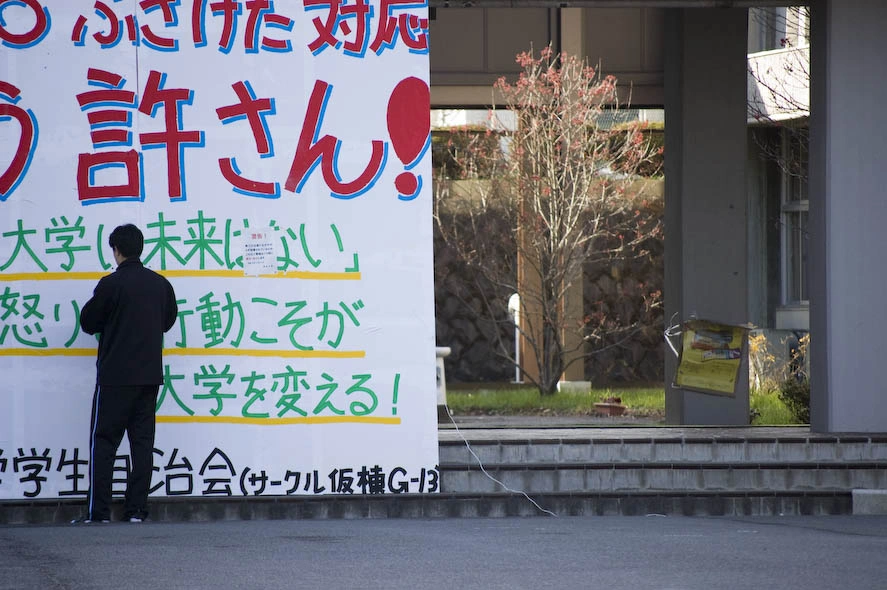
[0,0,438,500]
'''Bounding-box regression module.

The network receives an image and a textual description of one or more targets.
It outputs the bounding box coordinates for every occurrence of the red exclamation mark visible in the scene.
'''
[386,77,430,201]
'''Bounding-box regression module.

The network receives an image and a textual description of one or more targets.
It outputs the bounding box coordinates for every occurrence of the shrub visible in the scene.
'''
[777,333,810,423]
[778,376,810,423]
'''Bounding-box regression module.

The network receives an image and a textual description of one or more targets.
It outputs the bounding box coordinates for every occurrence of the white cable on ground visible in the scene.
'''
[446,406,558,518]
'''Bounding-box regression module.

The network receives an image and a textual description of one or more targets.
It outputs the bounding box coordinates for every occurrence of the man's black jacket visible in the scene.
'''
[80,258,177,386]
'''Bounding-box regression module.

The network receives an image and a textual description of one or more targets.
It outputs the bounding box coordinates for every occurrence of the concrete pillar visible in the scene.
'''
[808,0,887,432]
[560,8,585,58]
[664,8,750,425]
[560,7,587,383]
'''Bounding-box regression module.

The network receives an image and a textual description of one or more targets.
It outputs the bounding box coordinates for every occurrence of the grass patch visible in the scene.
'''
[447,383,804,425]
[445,384,665,417]
[750,389,804,425]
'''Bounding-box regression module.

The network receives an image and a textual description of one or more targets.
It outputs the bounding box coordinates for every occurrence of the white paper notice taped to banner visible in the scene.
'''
[242,229,277,276]
[0,1,438,500]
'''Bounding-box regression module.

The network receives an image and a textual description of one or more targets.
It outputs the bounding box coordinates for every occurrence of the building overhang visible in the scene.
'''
[430,1,798,7]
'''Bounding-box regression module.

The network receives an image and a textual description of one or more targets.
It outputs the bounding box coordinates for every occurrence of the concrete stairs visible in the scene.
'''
[4,427,886,523]
[437,428,887,517]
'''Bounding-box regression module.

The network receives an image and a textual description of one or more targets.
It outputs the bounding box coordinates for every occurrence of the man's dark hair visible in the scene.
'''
[108,224,144,259]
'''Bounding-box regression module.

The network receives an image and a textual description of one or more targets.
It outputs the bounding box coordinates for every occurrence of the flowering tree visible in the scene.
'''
[434,48,663,395]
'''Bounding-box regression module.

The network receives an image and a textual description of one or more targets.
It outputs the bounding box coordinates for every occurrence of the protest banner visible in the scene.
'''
[0,0,438,499]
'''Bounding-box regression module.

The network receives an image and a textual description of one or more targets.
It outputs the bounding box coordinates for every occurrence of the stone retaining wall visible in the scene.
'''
[435,195,664,385]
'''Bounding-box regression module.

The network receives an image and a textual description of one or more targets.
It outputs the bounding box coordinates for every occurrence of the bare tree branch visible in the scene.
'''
[434,48,663,395]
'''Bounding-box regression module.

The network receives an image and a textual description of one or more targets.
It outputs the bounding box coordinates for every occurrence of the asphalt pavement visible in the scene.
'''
[2,515,886,590]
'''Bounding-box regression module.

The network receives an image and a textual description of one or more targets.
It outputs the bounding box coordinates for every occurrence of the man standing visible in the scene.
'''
[74,224,177,523]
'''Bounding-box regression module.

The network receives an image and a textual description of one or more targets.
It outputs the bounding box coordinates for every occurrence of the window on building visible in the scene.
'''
[781,128,808,304]
[785,6,809,48]
[748,6,809,53]
[749,7,784,53]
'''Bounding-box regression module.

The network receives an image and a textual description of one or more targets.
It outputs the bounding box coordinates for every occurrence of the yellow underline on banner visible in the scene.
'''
[0,348,365,358]
[167,348,366,358]
[0,270,361,281]
[156,415,401,426]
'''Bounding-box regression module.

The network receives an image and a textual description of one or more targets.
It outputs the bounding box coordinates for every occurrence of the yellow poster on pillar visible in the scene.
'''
[675,320,748,396]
